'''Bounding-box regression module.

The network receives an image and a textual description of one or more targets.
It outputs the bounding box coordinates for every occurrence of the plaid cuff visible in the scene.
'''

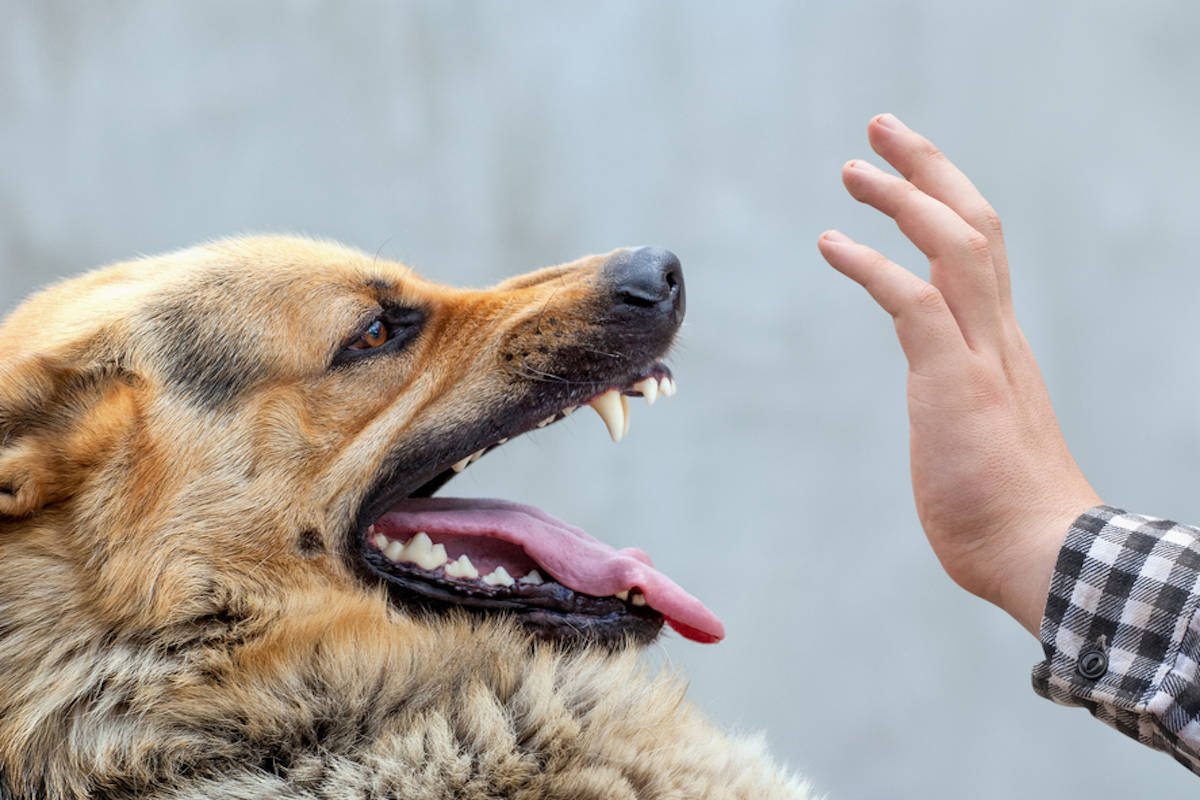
[1032,505,1200,774]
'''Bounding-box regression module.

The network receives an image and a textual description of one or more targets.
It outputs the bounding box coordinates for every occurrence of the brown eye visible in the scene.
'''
[350,319,389,350]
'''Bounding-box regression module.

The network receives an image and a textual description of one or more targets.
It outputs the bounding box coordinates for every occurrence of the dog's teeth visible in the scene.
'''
[633,377,658,405]
[630,591,647,606]
[444,554,479,580]
[371,532,389,551]
[482,566,515,587]
[659,376,676,398]
[384,539,406,561]
[400,532,445,570]
[450,449,485,472]
[562,405,577,416]
[589,389,626,443]
[518,569,544,586]
[537,415,555,428]
[620,394,630,439]
[615,590,630,601]
[498,437,509,444]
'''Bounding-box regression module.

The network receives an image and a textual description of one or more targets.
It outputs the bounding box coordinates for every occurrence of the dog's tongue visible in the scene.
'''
[380,497,724,643]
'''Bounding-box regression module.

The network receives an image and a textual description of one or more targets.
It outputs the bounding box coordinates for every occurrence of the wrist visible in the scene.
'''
[990,498,1101,637]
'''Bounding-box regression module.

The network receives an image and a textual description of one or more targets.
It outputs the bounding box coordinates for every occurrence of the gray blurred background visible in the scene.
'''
[3,1,1199,796]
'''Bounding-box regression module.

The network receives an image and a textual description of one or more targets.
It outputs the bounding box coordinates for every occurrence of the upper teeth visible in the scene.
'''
[445,374,674,472]
[587,375,675,444]
[633,377,658,405]
[451,448,487,473]
[589,389,628,443]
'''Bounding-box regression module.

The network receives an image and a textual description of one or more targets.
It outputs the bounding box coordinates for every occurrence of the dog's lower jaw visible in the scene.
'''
[0,604,808,800]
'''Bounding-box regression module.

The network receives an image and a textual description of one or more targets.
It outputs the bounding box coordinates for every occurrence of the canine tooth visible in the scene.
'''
[633,377,658,405]
[630,591,646,606]
[589,389,626,443]
[615,590,630,601]
[562,405,577,416]
[537,415,555,428]
[451,455,472,472]
[482,566,515,587]
[384,539,406,561]
[620,394,630,439]
[469,448,486,464]
[518,569,544,586]
[401,532,444,570]
[659,376,676,398]
[498,437,509,444]
[444,555,479,580]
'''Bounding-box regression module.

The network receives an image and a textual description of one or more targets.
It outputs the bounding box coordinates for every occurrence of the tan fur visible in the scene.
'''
[0,237,809,799]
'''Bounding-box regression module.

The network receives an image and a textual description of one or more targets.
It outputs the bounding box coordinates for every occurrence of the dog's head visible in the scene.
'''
[0,236,723,653]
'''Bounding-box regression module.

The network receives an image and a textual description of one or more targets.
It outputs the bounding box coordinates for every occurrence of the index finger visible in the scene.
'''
[866,115,1013,315]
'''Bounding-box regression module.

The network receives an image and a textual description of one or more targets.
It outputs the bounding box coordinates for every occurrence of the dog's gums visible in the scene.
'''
[356,364,726,647]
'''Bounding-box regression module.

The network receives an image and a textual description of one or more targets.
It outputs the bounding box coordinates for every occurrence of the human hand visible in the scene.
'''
[818,114,1102,636]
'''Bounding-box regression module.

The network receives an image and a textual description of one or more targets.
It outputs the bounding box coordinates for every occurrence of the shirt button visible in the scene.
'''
[1077,645,1108,679]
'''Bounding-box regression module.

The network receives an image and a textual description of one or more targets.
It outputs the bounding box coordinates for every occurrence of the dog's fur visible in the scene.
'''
[0,237,808,799]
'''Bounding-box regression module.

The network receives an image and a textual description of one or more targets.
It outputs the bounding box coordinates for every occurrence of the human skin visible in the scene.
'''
[817,114,1102,636]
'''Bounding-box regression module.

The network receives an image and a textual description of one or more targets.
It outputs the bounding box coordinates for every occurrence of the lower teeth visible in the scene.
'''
[369,533,638,603]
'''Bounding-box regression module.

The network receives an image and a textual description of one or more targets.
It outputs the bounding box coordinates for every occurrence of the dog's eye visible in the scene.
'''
[349,319,390,351]
[333,307,424,368]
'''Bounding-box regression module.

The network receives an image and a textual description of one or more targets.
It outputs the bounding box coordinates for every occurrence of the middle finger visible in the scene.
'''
[842,159,1003,351]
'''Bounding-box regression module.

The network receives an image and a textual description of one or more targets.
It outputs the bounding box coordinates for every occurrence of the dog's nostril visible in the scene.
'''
[618,289,661,308]
[664,266,680,292]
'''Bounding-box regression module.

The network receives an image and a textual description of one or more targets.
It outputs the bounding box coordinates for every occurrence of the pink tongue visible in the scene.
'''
[378,497,724,644]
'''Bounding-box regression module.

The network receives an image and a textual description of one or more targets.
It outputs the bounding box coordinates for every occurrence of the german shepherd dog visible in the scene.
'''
[0,237,809,799]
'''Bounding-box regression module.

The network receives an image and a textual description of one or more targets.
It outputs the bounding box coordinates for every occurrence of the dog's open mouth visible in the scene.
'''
[355,363,725,647]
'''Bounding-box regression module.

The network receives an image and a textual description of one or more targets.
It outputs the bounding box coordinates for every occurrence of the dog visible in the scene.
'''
[0,236,810,799]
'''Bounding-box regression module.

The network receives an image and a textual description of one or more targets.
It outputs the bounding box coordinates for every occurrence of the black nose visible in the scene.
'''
[603,246,685,319]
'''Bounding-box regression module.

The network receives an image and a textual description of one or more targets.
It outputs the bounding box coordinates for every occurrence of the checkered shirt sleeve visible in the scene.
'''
[1032,505,1200,775]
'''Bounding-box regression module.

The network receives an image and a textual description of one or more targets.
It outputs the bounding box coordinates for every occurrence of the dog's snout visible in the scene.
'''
[604,247,685,319]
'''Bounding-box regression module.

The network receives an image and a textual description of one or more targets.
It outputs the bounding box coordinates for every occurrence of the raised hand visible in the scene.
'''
[818,114,1101,635]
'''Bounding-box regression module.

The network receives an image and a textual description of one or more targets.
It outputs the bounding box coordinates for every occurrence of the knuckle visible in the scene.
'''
[974,206,1004,238]
[961,231,993,260]
[912,283,946,311]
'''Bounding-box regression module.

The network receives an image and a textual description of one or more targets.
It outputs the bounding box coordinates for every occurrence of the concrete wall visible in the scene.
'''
[3,2,1199,796]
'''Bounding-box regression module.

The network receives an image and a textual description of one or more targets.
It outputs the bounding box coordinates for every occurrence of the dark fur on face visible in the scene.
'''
[0,236,806,799]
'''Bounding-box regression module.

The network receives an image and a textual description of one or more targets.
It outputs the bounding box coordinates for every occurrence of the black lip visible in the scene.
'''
[360,548,664,647]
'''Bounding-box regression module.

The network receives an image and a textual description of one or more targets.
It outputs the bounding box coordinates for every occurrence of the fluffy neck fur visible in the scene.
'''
[0,538,808,800]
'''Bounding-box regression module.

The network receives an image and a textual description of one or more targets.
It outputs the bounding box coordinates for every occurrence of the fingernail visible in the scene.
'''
[821,230,849,244]
[875,113,909,132]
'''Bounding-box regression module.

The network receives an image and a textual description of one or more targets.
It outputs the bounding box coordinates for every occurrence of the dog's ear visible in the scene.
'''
[0,352,138,518]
